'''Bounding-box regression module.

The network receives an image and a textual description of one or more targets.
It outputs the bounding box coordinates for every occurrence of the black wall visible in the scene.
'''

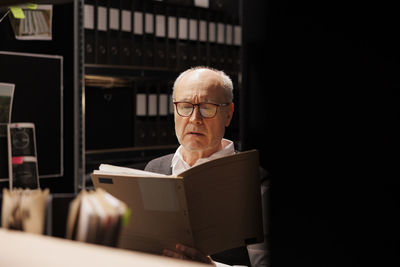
[241,1,398,266]
[0,3,75,193]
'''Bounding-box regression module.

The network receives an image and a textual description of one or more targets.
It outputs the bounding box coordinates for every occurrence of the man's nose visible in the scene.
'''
[189,105,203,121]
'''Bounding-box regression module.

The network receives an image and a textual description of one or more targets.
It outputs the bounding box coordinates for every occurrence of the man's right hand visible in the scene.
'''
[163,243,215,265]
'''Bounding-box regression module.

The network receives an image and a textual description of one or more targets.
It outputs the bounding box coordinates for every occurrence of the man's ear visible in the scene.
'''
[225,103,234,127]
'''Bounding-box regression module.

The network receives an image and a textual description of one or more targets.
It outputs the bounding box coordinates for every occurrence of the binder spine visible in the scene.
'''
[177,6,189,70]
[107,0,121,65]
[134,80,148,146]
[143,1,155,67]
[84,0,96,64]
[154,1,168,68]
[166,6,178,69]
[120,0,133,65]
[132,1,144,66]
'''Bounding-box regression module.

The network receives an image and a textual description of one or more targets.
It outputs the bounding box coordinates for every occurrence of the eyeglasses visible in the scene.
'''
[173,102,230,118]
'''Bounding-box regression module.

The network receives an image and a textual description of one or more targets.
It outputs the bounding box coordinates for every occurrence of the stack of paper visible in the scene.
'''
[1,188,49,234]
[66,188,130,247]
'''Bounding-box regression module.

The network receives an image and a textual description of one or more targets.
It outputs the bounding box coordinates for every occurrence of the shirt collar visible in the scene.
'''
[171,139,235,176]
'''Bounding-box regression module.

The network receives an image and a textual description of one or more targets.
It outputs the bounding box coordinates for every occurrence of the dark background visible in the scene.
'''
[241,1,398,266]
[0,1,398,265]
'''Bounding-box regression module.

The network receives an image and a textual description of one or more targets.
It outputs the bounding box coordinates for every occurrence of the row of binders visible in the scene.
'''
[83,0,241,71]
[85,76,177,151]
[1,188,130,248]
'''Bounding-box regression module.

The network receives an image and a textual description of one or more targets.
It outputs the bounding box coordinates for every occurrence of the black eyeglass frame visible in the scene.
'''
[173,101,231,118]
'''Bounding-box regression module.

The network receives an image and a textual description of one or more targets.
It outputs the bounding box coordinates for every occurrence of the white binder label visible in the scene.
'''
[178,18,188,40]
[133,11,143,35]
[194,0,209,8]
[136,94,147,116]
[109,8,119,30]
[189,19,198,41]
[148,94,157,116]
[155,15,166,37]
[121,10,132,32]
[226,24,233,45]
[145,13,154,34]
[199,20,207,41]
[84,4,94,30]
[234,25,242,46]
[97,6,107,31]
[217,23,224,44]
[159,94,168,116]
[208,22,216,42]
[168,16,177,39]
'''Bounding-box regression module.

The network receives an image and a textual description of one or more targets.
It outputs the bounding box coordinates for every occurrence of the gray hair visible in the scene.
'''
[172,66,234,102]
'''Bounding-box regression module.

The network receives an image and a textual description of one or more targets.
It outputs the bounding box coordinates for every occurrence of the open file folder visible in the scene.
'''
[66,188,130,247]
[91,149,263,255]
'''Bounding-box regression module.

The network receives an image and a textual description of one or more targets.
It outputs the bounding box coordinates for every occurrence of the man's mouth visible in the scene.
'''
[187,131,203,136]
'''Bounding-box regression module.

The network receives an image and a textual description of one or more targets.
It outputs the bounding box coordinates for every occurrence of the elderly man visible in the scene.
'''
[145,66,268,267]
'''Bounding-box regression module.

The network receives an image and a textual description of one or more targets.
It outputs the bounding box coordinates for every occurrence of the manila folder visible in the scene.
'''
[91,149,263,255]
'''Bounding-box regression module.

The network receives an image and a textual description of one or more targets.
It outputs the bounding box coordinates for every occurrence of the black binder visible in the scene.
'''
[198,7,208,66]
[232,18,241,72]
[225,17,234,72]
[134,80,148,146]
[167,81,177,144]
[167,6,178,69]
[143,1,155,67]
[216,12,226,69]
[208,11,218,68]
[84,0,95,64]
[177,7,190,70]
[157,81,170,145]
[154,1,167,68]
[95,0,108,64]
[147,83,158,145]
[132,2,144,66]
[107,0,120,65]
[210,0,228,11]
[188,8,199,67]
[119,0,133,65]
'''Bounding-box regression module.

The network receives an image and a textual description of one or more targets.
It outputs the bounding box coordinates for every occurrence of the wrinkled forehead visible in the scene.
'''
[175,69,226,101]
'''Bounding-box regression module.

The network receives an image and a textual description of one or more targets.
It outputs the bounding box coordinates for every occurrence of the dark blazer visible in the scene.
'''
[145,153,268,267]
[145,154,174,175]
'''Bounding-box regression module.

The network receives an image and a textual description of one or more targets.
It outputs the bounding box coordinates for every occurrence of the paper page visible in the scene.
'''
[75,192,93,242]
[96,164,172,178]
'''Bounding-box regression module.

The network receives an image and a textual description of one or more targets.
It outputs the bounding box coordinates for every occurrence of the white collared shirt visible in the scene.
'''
[171,138,235,176]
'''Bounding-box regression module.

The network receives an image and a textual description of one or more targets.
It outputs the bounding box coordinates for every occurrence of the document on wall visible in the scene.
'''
[0,82,15,124]
[0,82,15,181]
[91,149,264,255]
[9,5,53,40]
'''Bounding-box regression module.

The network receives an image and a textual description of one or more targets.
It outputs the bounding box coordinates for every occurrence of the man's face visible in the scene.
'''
[174,69,234,154]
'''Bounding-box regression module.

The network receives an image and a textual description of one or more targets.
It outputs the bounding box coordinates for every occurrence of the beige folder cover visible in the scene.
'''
[91,149,263,255]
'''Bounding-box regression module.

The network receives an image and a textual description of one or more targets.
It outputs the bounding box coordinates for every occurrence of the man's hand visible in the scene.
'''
[163,243,215,265]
